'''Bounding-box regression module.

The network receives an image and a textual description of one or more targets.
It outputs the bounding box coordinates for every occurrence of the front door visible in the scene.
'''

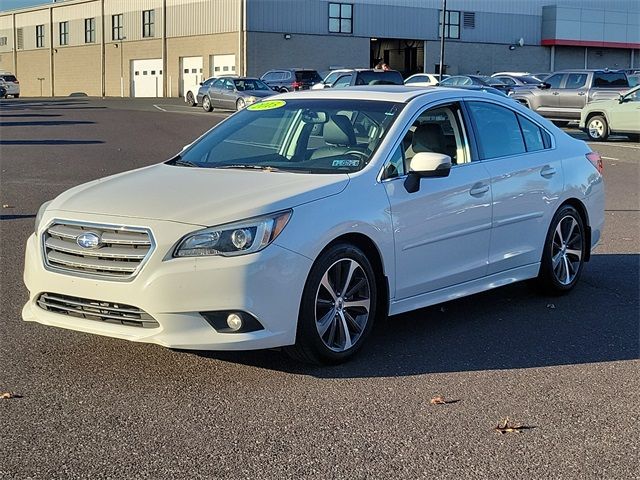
[609,88,640,133]
[556,72,589,118]
[535,72,564,117]
[384,102,493,299]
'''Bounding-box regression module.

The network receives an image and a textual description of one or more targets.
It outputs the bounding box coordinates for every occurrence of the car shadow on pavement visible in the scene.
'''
[189,254,639,377]
[0,120,95,127]
[0,139,104,145]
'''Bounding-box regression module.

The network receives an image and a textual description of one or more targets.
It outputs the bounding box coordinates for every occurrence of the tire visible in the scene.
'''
[186,91,196,106]
[535,205,586,295]
[552,120,569,127]
[14,94,19,98]
[202,95,212,112]
[236,98,246,111]
[586,115,609,141]
[286,243,378,365]
[280,87,290,93]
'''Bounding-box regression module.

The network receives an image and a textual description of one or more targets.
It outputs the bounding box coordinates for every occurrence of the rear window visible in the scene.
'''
[295,71,322,83]
[0,75,17,82]
[356,71,404,86]
[593,72,628,87]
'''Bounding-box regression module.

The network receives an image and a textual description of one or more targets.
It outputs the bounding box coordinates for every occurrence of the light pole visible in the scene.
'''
[438,0,447,82]
[119,35,127,97]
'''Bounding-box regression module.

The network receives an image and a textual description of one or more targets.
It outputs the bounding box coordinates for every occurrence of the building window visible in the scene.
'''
[328,3,352,34]
[439,10,460,39]
[16,28,24,49]
[36,24,45,48]
[85,18,96,43]
[142,10,155,38]
[59,21,69,46]
[112,14,123,41]
[0,37,7,46]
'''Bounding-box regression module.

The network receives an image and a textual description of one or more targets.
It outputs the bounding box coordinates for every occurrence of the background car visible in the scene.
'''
[0,83,6,98]
[260,69,323,92]
[311,69,353,90]
[404,73,449,86]
[627,74,639,87]
[579,85,640,141]
[439,75,511,94]
[201,77,275,112]
[491,73,544,88]
[328,69,404,88]
[0,72,20,98]
[184,76,215,106]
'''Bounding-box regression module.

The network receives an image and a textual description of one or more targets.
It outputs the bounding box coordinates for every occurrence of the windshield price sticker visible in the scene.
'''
[247,100,286,111]
[332,159,360,167]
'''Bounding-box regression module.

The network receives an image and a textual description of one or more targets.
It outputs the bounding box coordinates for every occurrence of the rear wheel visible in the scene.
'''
[286,244,377,365]
[536,205,586,294]
[202,95,212,112]
[186,91,195,106]
[586,115,609,141]
[236,98,246,111]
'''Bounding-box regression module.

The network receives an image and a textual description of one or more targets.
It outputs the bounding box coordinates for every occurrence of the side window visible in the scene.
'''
[324,72,341,85]
[565,73,587,89]
[203,78,214,87]
[383,145,406,179]
[517,115,545,152]
[401,103,469,169]
[223,79,234,90]
[405,75,426,84]
[545,74,564,88]
[262,72,274,82]
[212,79,224,89]
[467,101,526,159]
[498,77,516,85]
[333,74,352,88]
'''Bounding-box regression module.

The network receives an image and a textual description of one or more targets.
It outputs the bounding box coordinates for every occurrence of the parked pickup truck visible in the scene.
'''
[510,69,630,125]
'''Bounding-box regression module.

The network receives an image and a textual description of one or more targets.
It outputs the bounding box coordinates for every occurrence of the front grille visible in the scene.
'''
[37,292,159,328]
[42,221,154,280]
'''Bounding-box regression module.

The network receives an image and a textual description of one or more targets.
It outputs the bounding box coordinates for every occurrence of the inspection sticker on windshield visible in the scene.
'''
[332,159,360,167]
[247,100,286,111]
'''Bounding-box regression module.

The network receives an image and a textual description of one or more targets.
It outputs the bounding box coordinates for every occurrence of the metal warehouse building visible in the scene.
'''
[0,0,638,98]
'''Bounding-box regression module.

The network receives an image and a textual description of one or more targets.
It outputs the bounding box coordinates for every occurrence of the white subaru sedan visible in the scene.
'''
[24,87,605,364]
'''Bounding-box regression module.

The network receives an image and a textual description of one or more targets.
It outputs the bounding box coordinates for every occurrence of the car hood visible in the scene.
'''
[48,164,350,226]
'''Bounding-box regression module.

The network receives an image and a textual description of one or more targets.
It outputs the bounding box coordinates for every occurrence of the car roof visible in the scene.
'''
[273,85,514,103]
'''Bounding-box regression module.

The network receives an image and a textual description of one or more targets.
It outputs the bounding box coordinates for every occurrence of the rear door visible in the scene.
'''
[466,100,563,274]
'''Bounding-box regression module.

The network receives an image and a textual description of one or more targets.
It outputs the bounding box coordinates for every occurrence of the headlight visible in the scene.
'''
[245,96,257,103]
[34,200,52,234]
[174,210,292,257]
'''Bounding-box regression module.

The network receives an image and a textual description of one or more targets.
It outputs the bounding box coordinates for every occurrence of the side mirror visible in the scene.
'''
[404,152,452,193]
[618,94,625,103]
[199,82,203,86]
[539,82,551,89]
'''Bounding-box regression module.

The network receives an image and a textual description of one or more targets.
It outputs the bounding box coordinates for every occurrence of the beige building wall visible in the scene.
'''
[104,38,161,97]
[53,45,102,96]
[14,49,50,96]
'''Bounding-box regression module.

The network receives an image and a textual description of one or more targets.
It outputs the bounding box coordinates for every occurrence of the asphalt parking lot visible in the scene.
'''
[1,97,638,479]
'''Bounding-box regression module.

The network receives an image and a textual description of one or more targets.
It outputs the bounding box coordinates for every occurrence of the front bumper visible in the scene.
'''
[23,213,313,350]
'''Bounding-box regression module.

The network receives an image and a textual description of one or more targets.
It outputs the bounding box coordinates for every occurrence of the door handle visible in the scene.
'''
[577,91,586,96]
[540,165,556,178]
[552,92,560,95]
[469,182,489,197]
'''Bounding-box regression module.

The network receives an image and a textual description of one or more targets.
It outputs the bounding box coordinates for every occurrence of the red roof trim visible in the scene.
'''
[542,38,640,49]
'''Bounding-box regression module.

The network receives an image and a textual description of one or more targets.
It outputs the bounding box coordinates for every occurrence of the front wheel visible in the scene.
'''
[286,244,377,364]
[186,91,196,106]
[202,95,212,112]
[236,98,246,111]
[586,115,609,141]
[535,205,586,294]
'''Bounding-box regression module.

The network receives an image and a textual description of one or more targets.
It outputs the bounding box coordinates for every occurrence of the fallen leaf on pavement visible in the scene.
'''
[0,392,22,399]
[429,396,460,405]
[494,417,532,434]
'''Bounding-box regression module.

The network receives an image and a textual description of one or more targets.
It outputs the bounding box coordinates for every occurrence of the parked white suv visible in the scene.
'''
[24,87,604,364]
[0,72,20,98]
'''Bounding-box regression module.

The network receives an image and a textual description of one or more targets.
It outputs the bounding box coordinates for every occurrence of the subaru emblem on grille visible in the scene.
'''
[76,232,102,249]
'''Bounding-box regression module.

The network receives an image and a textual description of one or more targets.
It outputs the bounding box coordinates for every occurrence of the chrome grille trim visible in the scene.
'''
[37,292,159,328]
[41,219,155,281]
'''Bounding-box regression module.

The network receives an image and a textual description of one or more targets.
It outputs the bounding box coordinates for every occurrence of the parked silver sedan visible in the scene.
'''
[200,77,275,112]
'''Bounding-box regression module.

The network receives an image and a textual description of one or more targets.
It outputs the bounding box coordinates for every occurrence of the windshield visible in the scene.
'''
[0,75,17,82]
[234,79,270,91]
[171,99,404,174]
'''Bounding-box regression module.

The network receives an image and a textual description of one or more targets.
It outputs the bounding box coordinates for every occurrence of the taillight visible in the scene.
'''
[586,151,603,174]
[291,81,302,89]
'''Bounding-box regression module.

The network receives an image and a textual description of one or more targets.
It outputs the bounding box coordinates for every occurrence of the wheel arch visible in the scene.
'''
[585,111,609,131]
[557,198,592,261]
[319,232,390,318]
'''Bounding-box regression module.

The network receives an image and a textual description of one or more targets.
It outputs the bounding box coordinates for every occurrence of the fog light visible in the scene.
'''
[226,313,243,331]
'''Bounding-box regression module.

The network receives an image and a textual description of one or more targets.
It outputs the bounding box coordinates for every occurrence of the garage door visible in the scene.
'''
[210,54,236,77]
[180,56,203,97]
[131,59,163,97]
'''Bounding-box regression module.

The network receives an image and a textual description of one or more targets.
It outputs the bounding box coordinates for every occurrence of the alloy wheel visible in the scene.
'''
[588,118,605,139]
[314,258,371,352]
[237,98,246,110]
[186,91,194,105]
[551,215,583,285]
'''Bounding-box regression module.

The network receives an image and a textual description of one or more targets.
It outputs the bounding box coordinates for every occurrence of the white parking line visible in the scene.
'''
[153,104,167,112]
[601,156,618,161]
